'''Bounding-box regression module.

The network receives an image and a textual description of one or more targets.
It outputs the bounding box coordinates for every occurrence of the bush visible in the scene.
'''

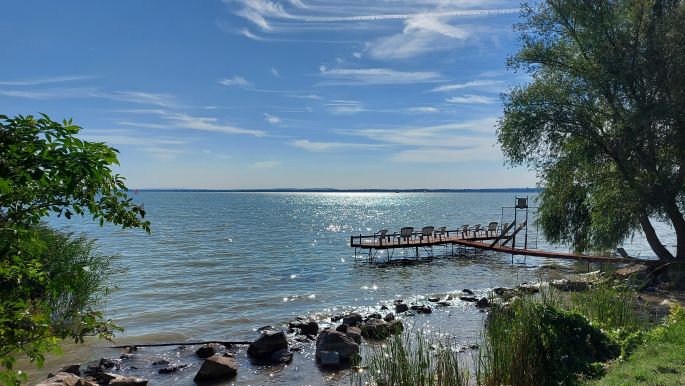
[0,226,120,384]
[479,300,620,386]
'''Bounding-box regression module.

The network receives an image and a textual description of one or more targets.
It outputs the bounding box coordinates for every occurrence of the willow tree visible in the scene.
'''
[498,0,685,259]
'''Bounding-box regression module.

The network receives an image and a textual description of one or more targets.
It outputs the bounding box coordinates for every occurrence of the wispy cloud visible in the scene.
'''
[166,113,266,137]
[446,94,497,104]
[263,113,281,124]
[252,160,282,168]
[318,66,441,86]
[429,79,505,93]
[0,87,176,107]
[0,74,98,86]
[407,106,440,114]
[219,76,253,87]
[325,99,365,114]
[290,139,384,152]
[270,68,280,77]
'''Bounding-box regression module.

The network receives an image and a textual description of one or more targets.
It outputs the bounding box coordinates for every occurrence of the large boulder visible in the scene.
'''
[247,330,288,359]
[336,324,362,344]
[476,297,490,308]
[269,349,293,364]
[37,372,98,386]
[316,330,360,363]
[193,356,238,382]
[395,303,409,313]
[289,318,319,335]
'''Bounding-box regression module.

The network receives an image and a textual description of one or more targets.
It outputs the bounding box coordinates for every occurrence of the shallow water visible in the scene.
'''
[26,192,673,384]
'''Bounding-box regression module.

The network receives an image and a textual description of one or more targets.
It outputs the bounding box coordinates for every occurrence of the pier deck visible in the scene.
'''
[350,231,665,266]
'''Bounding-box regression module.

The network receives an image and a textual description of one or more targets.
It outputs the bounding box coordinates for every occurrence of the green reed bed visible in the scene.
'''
[352,332,470,386]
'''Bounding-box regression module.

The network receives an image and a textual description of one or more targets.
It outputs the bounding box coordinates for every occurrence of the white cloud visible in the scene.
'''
[446,95,497,104]
[0,87,176,107]
[270,68,280,77]
[367,15,469,59]
[429,79,505,93]
[166,113,266,137]
[286,93,322,100]
[218,76,253,87]
[325,100,365,114]
[290,139,383,152]
[252,160,282,168]
[263,113,281,124]
[318,66,441,85]
[407,106,440,113]
[239,27,264,40]
[0,74,97,86]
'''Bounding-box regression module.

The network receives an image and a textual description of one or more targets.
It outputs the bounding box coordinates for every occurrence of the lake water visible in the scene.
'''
[32,191,673,385]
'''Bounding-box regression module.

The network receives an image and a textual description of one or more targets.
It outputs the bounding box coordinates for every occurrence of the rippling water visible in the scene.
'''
[30,192,673,385]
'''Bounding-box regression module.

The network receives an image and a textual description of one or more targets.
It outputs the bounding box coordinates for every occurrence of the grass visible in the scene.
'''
[352,332,470,386]
[588,307,685,385]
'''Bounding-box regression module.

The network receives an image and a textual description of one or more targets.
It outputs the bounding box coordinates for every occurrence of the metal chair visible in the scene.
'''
[419,226,435,242]
[397,227,414,244]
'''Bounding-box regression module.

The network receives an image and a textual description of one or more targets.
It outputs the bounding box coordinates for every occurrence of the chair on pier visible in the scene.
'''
[397,227,414,244]
[419,226,435,242]
[470,224,482,238]
[500,223,509,236]
[434,226,447,241]
[459,224,469,238]
[483,222,498,237]
[374,229,389,245]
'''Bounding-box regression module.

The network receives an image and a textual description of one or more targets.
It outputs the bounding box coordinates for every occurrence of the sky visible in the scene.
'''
[0,0,538,189]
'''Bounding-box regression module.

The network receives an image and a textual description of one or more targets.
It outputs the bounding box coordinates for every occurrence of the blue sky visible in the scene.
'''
[1,0,537,189]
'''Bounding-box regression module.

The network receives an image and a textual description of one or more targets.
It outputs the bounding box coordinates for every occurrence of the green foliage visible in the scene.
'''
[0,114,149,232]
[589,306,685,385]
[0,226,121,384]
[352,332,470,386]
[0,113,148,383]
[498,0,685,258]
[479,300,620,386]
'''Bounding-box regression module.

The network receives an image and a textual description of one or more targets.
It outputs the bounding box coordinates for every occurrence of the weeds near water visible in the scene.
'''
[567,282,646,331]
[352,331,469,386]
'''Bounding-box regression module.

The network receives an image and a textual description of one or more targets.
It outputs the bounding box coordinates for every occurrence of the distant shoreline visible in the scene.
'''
[131,188,541,193]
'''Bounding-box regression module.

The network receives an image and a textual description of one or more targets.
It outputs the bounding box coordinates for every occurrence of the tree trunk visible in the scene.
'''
[639,213,674,260]
[663,200,685,259]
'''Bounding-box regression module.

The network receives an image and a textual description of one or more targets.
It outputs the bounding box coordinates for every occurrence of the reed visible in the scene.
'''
[352,331,469,386]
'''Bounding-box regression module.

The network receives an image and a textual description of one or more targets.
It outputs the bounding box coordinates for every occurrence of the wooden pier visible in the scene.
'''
[350,231,664,266]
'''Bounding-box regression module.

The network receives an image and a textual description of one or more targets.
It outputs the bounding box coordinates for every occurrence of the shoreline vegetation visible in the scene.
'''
[125,188,542,193]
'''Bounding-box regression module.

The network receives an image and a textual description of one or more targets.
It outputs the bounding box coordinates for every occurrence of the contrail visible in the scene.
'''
[304,8,520,22]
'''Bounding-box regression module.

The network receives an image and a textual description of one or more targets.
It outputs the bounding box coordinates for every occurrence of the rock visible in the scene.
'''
[436,301,451,307]
[411,305,432,314]
[99,358,119,369]
[331,314,344,322]
[346,326,363,344]
[493,287,508,296]
[383,313,395,322]
[196,343,219,359]
[193,356,238,382]
[516,284,540,294]
[367,312,382,320]
[151,360,169,365]
[476,297,490,308]
[257,325,275,332]
[158,364,187,374]
[247,330,288,359]
[462,289,474,295]
[104,374,148,386]
[389,320,404,334]
[360,318,391,340]
[37,372,97,386]
[316,330,360,363]
[342,313,363,326]
[318,351,340,368]
[380,304,388,310]
[289,318,319,335]
[395,303,409,313]
[427,296,441,302]
[551,279,589,292]
[269,349,293,364]
[459,296,478,302]
[335,323,350,333]
[119,354,134,360]
[57,364,81,376]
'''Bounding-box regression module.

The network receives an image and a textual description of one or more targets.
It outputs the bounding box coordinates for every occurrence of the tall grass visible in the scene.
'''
[567,282,646,331]
[352,332,469,386]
